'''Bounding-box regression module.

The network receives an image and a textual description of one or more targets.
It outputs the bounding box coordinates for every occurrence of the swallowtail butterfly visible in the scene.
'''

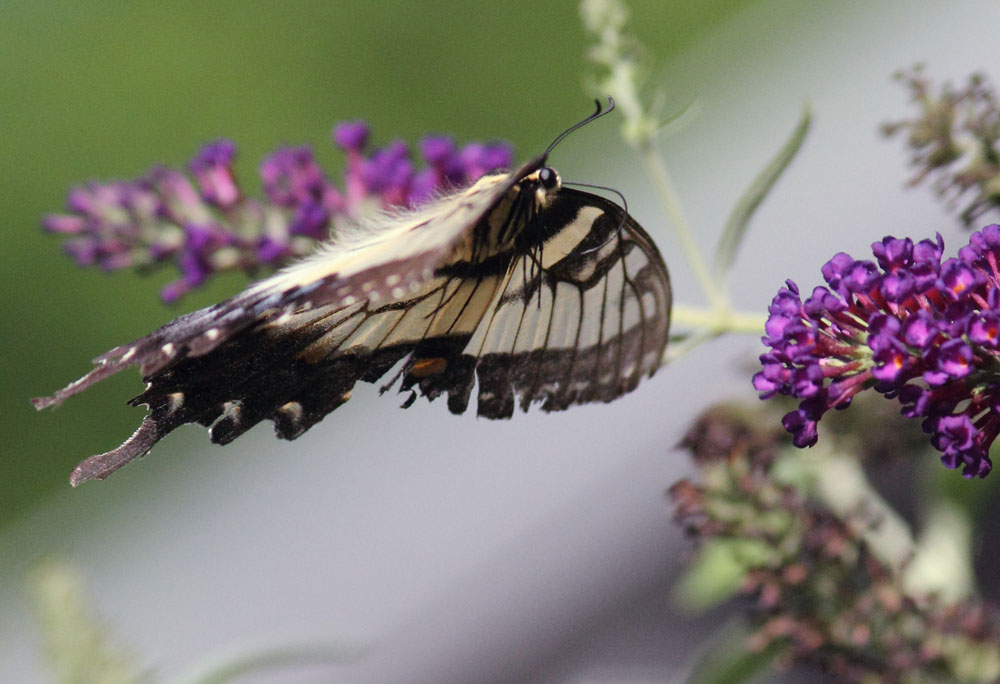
[34,99,672,485]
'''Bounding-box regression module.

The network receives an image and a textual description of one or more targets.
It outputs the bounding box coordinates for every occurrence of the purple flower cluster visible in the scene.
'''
[43,122,513,303]
[754,227,1000,478]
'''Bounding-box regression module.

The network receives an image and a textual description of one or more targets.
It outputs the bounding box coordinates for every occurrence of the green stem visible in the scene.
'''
[664,307,764,364]
[640,145,727,310]
[639,142,768,361]
[793,443,976,600]
[664,328,716,363]
[671,304,765,335]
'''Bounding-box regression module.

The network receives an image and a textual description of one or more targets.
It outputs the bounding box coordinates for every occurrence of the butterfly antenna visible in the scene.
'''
[542,97,615,161]
[563,180,629,255]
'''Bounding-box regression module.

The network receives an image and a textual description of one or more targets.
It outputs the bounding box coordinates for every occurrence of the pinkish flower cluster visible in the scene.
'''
[42,122,513,303]
[672,405,1000,682]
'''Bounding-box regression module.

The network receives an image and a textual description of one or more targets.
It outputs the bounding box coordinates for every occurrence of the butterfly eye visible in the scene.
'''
[538,166,559,190]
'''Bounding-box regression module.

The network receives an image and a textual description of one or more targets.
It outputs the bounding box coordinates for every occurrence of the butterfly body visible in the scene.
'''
[35,130,671,485]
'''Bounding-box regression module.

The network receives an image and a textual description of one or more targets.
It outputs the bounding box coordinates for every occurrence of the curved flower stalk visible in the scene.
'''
[41,124,512,303]
[754,226,1000,478]
[581,0,798,358]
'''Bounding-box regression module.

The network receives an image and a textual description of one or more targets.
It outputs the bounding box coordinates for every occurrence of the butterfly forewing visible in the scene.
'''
[34,156,671,485]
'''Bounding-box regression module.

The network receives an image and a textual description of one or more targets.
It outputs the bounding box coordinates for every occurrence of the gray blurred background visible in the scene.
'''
[3,1,998,681]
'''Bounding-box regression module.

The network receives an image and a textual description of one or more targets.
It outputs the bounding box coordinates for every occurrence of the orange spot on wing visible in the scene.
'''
[410,357,447,377]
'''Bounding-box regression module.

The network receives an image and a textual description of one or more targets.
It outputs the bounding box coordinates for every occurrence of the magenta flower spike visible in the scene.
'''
[42,122,513,304]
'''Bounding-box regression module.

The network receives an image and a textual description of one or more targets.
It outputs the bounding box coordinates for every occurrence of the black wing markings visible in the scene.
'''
[461,188,670,418]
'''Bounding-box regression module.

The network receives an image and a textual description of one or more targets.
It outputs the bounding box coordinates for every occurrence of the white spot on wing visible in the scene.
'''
[168,392,185,414]
[221,400,242,423]
[279,401,303,422]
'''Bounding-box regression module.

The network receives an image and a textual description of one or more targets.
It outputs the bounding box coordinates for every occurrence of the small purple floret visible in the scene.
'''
[333,121,370,151]
[420,136,456,166]
[479,144,513,174]
[872,236,913,271]
[968,310,1000,346]
[261,146,331,207]
[938,259,984,300]
[189,140,239,208]
[256,236,288,263]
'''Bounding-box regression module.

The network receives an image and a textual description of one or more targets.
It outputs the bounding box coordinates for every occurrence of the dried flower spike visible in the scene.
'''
[883,66,1000,225]
[672,406,1000,683]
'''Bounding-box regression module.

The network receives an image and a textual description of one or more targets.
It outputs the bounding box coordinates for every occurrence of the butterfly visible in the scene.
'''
[33,98,672,486]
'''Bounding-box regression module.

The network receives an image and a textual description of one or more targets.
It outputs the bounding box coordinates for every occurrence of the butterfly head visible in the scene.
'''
[523,165,562,208]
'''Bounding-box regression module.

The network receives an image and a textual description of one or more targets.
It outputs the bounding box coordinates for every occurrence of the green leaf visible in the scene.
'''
[684,618,780,684]
[714,106,812,279]
[166,640,368,684]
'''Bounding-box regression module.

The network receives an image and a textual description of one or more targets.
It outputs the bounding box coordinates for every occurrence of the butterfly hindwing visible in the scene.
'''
[464,187,671,417]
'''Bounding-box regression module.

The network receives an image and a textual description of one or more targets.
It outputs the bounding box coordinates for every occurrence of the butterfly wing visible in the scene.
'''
[34,160,543,484]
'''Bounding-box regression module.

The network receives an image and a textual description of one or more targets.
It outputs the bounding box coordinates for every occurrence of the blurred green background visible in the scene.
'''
[1,1,746,525]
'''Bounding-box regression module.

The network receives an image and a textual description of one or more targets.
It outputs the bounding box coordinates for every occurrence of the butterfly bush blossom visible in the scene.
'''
[753,226,1000,478]
[42,123,513,303]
